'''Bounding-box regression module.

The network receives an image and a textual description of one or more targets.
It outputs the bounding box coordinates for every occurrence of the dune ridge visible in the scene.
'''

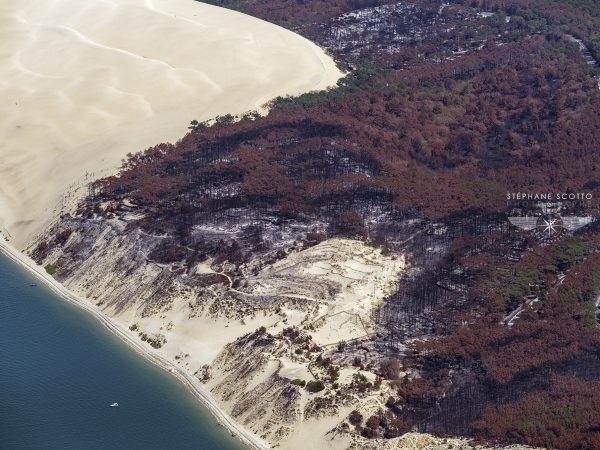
[0,0,342,247]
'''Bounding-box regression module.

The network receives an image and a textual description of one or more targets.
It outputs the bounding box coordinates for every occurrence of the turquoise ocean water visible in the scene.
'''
[0,254,244,450]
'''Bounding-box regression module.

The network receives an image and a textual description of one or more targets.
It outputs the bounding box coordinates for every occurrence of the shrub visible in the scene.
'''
[349,410,363,425]
[306,380,325,393]
[44,264,57,276]
[353,372,368,383]
[380,358,401,380]
[55,229,73,245]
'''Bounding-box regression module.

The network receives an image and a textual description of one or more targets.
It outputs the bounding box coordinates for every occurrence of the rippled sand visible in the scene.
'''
[0,0,342,247]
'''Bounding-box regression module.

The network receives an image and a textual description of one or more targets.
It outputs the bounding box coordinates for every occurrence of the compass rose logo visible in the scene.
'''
[536,214,563,236]
[508,213,593,239]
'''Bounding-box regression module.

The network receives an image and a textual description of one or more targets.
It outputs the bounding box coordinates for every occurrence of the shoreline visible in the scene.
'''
[0,237,269,450]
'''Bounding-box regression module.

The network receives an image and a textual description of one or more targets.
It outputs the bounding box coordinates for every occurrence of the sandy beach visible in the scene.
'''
[0,236,271,450]
[0,0,342,248]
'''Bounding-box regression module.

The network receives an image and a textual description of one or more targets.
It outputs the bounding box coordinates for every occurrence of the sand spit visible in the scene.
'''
[0,0,342,248]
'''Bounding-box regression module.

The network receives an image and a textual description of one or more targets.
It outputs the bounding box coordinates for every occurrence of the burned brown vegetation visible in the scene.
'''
[38,0,600,448]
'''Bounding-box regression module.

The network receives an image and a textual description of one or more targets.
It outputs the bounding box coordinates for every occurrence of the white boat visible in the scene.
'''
[109,402,119,408]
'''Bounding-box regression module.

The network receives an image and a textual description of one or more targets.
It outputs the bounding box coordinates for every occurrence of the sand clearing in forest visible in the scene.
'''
[0,0,342,248]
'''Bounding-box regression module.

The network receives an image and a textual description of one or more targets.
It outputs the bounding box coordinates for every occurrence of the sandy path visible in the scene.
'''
[0,0,342,247]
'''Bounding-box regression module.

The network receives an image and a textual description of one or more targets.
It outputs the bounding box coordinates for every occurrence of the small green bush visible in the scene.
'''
[353,372,368,384]
[44,264,57,276]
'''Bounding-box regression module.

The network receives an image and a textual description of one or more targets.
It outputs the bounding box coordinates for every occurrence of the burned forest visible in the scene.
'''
[34,1,600,449]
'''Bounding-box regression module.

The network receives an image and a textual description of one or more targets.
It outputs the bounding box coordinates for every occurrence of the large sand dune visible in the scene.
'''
[0,0,342,247]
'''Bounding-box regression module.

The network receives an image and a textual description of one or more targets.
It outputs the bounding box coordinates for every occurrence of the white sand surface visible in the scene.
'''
[0,0,342,247]
[253,239,405,346]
